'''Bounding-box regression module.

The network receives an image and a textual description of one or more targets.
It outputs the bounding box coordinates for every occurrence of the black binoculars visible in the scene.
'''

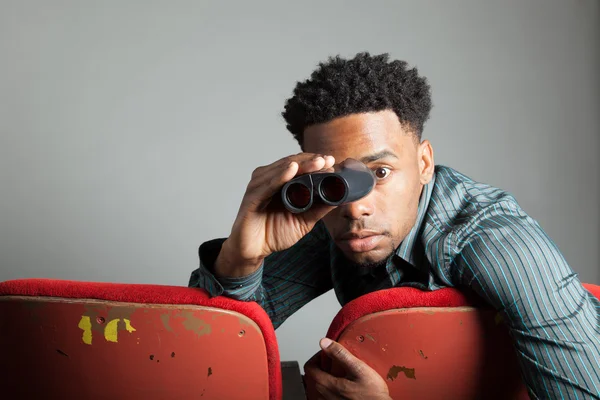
[280,158,376,213]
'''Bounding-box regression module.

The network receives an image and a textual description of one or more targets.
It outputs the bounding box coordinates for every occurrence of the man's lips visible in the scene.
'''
[338,230,381,240]
[336,231,384,253]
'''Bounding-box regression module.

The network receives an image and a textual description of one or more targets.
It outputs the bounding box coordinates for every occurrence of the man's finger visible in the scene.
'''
[319,338,365,378]
[242,161,299,211]
[245,155,335,207]
[315,382,343,400]
[304,355,339,388]
[303,350,322,371]
[295,154,335,176]
[272,153,334,176]
[298,203,337,227]
[305,361,346,394]
[249,152,328,183]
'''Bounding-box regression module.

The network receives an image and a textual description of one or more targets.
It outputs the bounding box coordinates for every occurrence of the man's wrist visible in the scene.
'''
[213,239,264,278]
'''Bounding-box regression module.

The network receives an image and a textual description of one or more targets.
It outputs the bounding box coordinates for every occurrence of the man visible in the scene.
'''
[189,53,600,399]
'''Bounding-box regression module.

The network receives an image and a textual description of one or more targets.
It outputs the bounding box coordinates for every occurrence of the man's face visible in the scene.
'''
[303,110,434,267]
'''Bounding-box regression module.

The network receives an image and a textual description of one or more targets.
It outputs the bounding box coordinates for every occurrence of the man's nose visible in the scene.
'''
[341,197,374,220]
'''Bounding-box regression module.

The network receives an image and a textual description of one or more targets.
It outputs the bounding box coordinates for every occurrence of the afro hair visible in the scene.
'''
[282,52,432,148]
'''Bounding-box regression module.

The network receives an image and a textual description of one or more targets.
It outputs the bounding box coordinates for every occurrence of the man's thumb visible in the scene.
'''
[319,338,363,377]
[320,338,334,350]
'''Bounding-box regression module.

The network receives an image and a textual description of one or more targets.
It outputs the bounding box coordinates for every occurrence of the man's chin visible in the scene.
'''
[340,248,392,268]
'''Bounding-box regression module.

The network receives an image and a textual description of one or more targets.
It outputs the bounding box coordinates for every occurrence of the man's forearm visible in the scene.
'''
[213,239,264,279]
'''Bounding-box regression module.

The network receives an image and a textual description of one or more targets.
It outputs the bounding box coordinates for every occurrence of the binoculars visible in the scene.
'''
[280,158,376,213]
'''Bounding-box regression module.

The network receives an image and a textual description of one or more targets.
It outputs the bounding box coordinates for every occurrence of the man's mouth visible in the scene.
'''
[336,231,384,253]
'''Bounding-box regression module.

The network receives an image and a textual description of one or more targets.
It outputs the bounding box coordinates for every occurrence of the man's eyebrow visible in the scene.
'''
[359,150,399,164]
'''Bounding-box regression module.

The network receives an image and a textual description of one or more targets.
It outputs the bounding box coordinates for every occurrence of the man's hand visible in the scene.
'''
[214,153,337,278]
[304,338,391,400]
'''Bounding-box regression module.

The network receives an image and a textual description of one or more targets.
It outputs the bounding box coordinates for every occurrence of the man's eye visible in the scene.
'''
[374,167,391,180]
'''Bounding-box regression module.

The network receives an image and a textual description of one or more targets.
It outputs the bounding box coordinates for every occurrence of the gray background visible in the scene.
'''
[1,0,598,369]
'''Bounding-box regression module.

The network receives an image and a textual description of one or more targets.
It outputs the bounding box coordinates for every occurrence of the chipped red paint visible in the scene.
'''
[330,307,530,400]
[0,296,270,399]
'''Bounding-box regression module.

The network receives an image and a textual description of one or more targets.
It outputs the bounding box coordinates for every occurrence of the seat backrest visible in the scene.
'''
[584,282,600,299]
[325,286,525,399]
[0,278,282,400]
[324,283,600,400]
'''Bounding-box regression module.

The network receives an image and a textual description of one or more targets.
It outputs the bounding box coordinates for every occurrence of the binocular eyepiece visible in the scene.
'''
[280,158,376,213]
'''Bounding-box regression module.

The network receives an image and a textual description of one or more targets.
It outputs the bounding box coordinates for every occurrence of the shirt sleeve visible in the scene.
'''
[452,202,600,399]
[187,237,264,299]
[188,221,334,329]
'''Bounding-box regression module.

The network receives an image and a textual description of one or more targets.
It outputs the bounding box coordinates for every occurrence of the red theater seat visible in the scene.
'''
[321,283,600,400]
[0,279,282,400]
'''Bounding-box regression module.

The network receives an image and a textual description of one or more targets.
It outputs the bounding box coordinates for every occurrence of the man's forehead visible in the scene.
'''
[302,111,405,159]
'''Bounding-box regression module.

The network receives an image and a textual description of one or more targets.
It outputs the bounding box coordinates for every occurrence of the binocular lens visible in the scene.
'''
[320,176,346,203]
[286,183,311,208]
[280,158,375,213]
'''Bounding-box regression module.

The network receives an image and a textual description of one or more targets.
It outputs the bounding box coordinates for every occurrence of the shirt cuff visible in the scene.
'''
[189,238,264,301]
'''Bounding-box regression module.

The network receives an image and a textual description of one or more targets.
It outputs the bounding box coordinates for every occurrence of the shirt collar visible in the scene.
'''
[394,172,436,267]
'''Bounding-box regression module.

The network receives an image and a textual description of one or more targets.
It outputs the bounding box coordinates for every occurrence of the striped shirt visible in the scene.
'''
[189,165,600,399]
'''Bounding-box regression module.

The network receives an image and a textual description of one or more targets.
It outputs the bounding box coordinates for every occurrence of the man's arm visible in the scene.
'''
[188,222,333,329]
[189,153,339,328]
[452,203,600,399]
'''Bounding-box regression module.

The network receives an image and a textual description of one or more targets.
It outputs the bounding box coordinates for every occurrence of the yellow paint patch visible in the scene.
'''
[78,316,136,344]
[104,318,120,343]
[78,316,93,345]
[124,319,136,333]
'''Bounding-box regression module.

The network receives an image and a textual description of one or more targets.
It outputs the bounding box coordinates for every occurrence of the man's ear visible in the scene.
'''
[418,139,435,185]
